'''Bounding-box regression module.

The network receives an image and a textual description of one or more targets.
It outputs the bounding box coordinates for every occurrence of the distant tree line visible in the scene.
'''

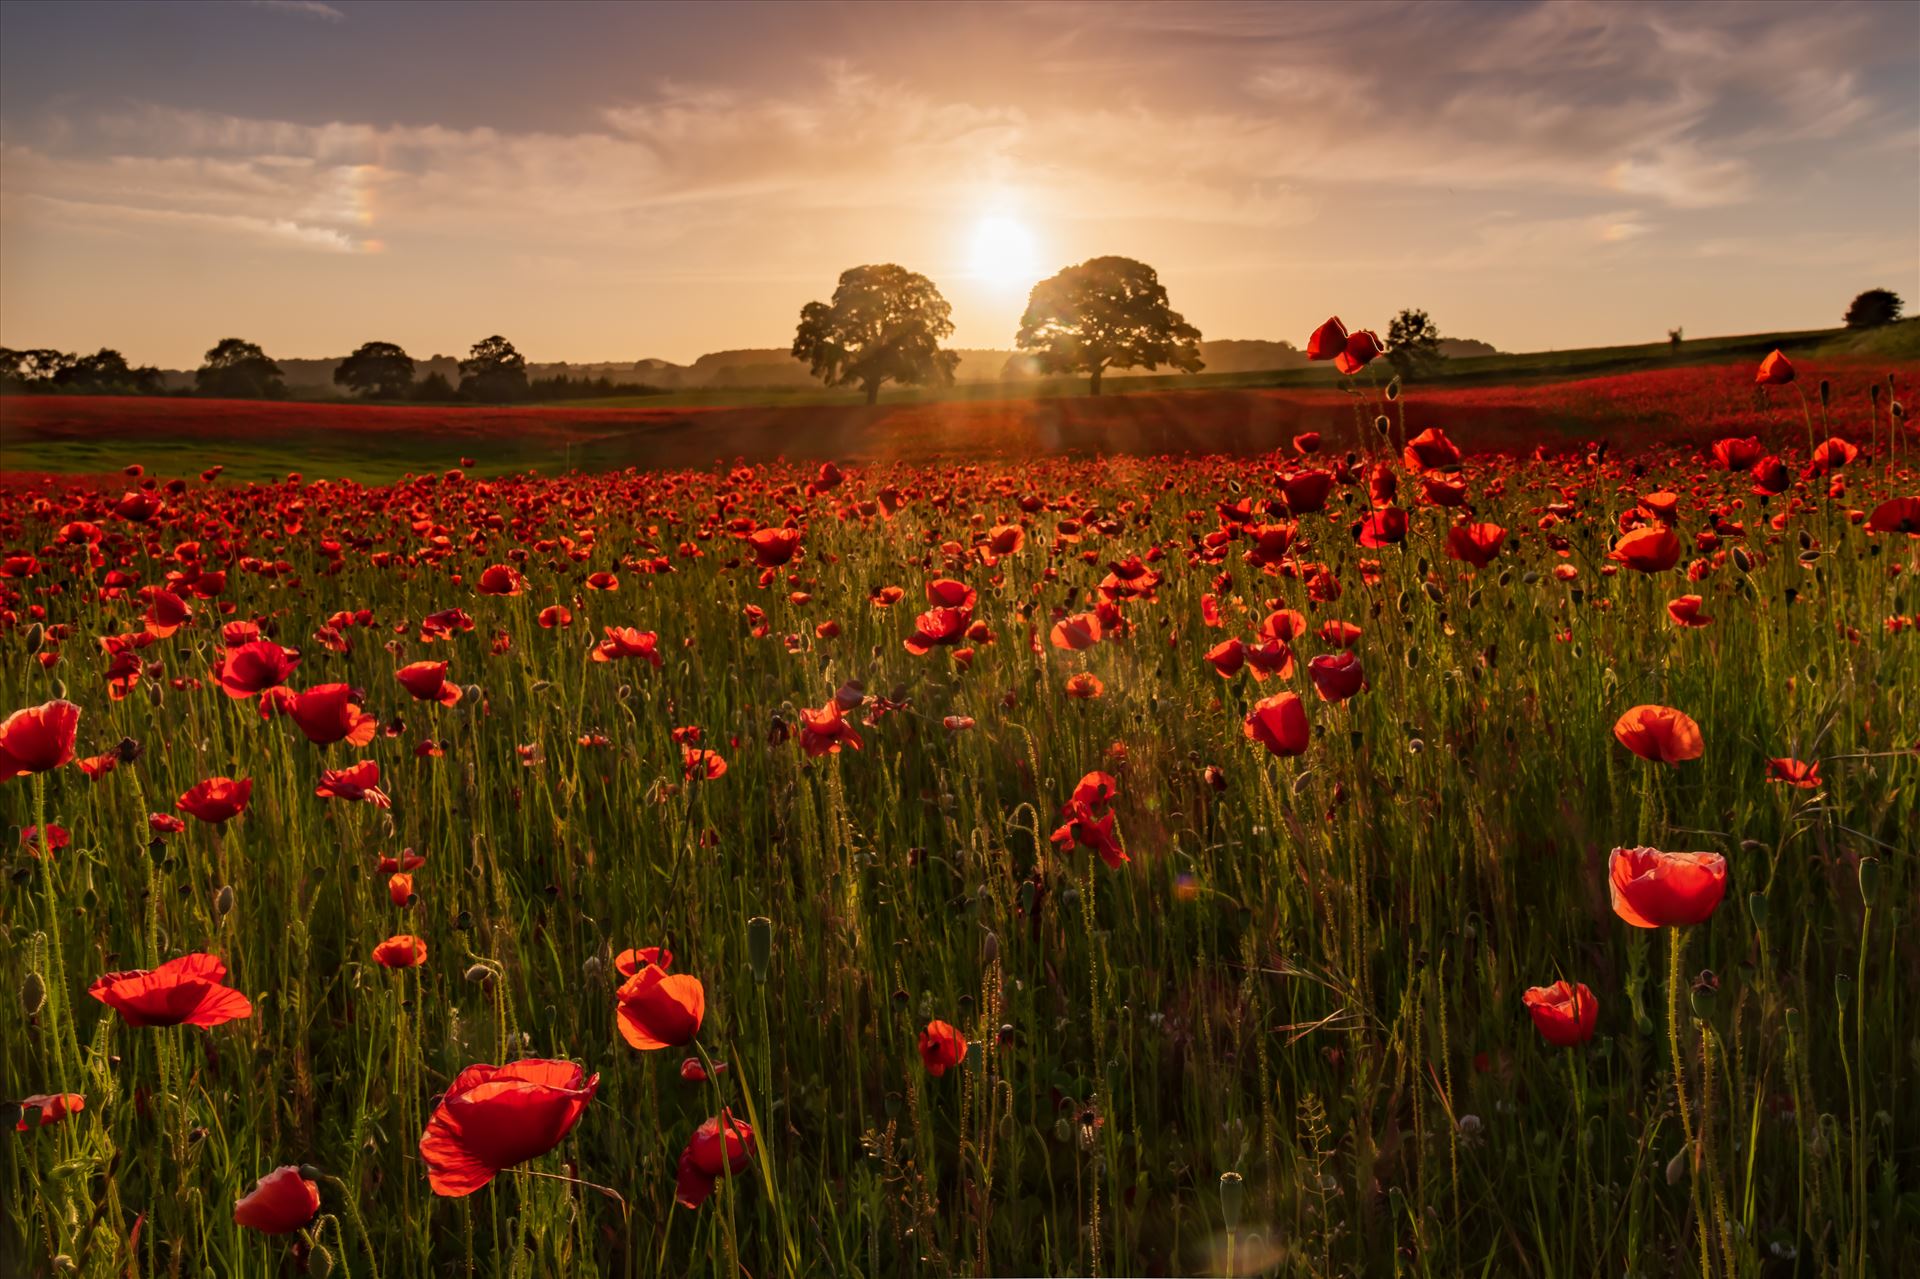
[8,284,1902,405]
[0,347,165,395]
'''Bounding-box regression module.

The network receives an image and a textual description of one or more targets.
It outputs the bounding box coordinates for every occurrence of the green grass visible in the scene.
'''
[2,399,1914,1276]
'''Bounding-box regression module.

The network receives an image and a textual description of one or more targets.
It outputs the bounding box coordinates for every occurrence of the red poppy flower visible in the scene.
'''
[149,812,187,836]
[1865,497,1920,535]
[1711,436,1765,471]
[538,604,573,628]
[177,776,253,824]
[233,1166,321,1234]
[749,527,801,567]
[1613,705,1703,765]
[683,746,727,780]
[613,945,672,978]
[388,873,414,906]
[396,661,463,706]
[476,564,522,596]
[675,1112,755,1209]
[1306,316,1349,362]
[89,953,253,1027]
[1203,638,1246,678]
[1,699,80,782]
[15,1092,84,1131]
[1065,673,1105,700]
[798,701,864,756]
[20,824,70,856]
[313,759,390,807]
[279,684,378,747]
[1282,469,1333,513]
[1050,770,1127,868]
[142,589,193,638]
[592,627,662,666]
[1334,329,1383,375]
[1522,982,1598,1047]
[904,606,971,655]
[1307,651,1365,703]
[1420,474,1469,508]
[1049,612,1103,651]
[1666,595,1713,628]
[214,640,302,700]
[1356,508,1408,548]
[1445,522,1506,568]
[373,935,429,968]
[1755,349,1794,385]
[1750,456,1790,495]
[1610,526,1681,573]
[1766,757,1821,789]
[918,1020,968,1077]
[1403,428,1463,473]
[1244,692,1309,757]
[1608,847,1727,928]
[615,964,704,1050]
[418,1059,599,1197]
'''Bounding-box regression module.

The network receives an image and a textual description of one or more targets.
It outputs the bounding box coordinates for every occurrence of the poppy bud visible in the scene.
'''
[747,915,773,981]
[298,1163,324,1181]
[1375,416,1391,436]
[1747,892,1769,929]
[310,1245,335,1279]
[1732,547,1752,574]
[214,885,234,918]
[1689,969,1719,1018]
[1857,857,1880,906]
[1666,1145,1689,1184]
[24,623,42,655]
[21,970,45,1017]
[464,963,493,986]
[1892,401,1905,421]
[1784,1007,1802,1038]
[981,931,999,966]
[1819,379,1831,409]
[582,956,604,983]
[1385,377,1401,401]
[1219,1170,1244,1231]
[1833,973,1851,1009]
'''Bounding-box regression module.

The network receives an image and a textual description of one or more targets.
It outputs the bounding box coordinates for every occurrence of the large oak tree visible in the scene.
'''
[792,265,960,405]
[1015,256,1202,395]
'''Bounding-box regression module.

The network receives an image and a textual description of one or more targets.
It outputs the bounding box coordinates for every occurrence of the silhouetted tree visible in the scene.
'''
[458,335,529,402]
[1385,309,1444,381]
[196,338,285,399]
[1668,327,1684,353]
[2,347,162,393]
[792,265,961,405]
[1844,288,1904,329]
[1016,256,1201,395]
[334,341,416,399]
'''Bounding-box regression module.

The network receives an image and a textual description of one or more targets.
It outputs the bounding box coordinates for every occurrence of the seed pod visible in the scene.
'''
[747,915,773,980]
[1219,1171,1245,1231]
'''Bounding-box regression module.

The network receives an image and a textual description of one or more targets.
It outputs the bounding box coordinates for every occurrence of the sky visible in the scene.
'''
[1,0,1916,369]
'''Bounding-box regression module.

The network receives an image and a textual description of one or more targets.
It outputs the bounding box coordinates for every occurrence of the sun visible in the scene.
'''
[969,214,1040,290]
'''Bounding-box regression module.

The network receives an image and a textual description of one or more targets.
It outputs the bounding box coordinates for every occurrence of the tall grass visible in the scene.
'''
[2,391,1914,1276]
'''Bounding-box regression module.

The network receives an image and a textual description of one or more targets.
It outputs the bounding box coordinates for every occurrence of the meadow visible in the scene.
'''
[1,346,1916,1278]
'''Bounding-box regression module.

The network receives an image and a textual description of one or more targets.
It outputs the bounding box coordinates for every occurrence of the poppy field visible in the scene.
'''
[2,345,1917,1277]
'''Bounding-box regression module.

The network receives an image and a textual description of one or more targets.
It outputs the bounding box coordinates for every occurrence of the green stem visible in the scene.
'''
[1668,929,1711,1277]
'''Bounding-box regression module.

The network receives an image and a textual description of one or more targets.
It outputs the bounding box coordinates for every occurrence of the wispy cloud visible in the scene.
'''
[248,0,346,22]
